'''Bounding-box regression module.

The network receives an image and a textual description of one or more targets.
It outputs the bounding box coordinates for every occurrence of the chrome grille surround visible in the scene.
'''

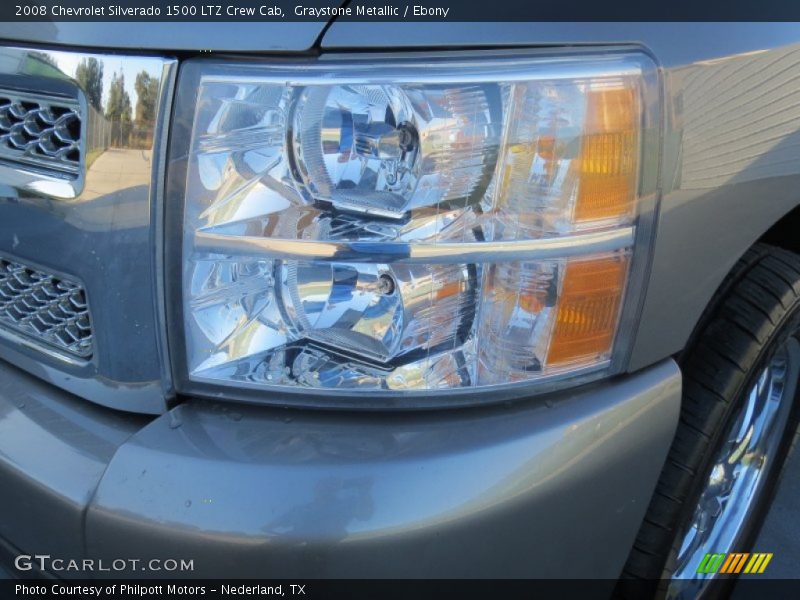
[0,92,82,176]
[0,256,92,359]
[0,45,176,414]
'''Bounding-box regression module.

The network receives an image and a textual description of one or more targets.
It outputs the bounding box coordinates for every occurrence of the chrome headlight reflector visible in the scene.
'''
[169,51,659,407]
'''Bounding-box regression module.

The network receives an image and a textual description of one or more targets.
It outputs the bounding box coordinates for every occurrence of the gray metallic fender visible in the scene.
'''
[83,360,681,579]
[0,360,148,571]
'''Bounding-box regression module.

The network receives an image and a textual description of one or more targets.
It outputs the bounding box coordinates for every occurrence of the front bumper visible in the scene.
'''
[0,357,680,579]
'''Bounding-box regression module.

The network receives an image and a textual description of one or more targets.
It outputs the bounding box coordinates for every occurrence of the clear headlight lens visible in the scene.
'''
[170,51,659,406]
[293,84,499,217]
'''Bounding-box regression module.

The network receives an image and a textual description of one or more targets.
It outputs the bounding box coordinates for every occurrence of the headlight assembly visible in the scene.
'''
[166,50,660,408]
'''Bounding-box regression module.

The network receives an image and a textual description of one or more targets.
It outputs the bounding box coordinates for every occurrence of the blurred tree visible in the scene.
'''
[106,71,131,146]
[134,71,159,127]
[75,57,104,111]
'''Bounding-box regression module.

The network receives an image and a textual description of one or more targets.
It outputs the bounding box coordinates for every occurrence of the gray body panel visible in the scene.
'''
[0,353,680,578]
[0,360,148,570]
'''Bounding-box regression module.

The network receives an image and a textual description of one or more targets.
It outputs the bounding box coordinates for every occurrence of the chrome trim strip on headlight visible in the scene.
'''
[194,227,635,264]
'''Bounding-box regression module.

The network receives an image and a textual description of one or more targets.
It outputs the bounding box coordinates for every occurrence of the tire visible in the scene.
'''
[617,244,800,597]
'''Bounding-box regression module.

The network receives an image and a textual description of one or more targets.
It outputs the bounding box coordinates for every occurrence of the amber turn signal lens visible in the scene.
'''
[574,86,639,223]
[547,255,629,366]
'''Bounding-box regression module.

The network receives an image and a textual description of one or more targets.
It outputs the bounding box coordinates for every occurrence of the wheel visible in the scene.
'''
[618,244,800,598]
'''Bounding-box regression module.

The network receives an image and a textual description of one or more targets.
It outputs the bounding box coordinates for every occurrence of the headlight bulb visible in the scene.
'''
[292,83,497,218]
[279,260,474,364]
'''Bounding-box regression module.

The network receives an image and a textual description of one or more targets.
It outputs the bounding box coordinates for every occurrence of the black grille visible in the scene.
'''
[0,93,81,175]
[0,258,92,359]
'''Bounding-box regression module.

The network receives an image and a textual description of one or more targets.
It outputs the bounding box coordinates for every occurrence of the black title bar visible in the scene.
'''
[7,0,800,22]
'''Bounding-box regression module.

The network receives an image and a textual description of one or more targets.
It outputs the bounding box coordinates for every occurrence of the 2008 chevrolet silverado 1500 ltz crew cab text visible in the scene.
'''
[0,6,799,599]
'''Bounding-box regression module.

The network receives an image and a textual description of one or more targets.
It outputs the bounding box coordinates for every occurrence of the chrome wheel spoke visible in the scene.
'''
[669,337,800,594]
